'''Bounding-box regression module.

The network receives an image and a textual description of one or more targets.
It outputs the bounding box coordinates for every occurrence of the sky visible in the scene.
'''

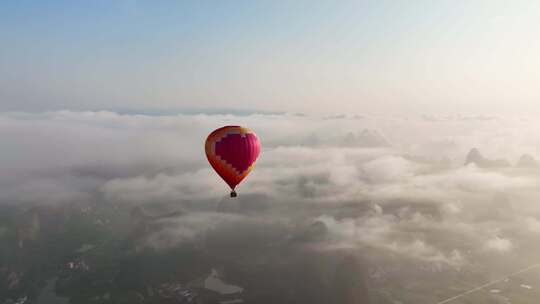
[1,0,540,115]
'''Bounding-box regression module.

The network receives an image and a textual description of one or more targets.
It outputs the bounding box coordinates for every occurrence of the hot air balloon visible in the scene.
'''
[205,126,261,197]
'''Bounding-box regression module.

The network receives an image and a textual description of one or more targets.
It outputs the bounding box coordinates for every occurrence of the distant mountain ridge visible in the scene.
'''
[516,154,539,168]
[464,149,540,169]
[465,148,510,168]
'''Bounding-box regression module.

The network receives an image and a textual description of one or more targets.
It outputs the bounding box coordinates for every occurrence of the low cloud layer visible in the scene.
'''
[3,110,540,302]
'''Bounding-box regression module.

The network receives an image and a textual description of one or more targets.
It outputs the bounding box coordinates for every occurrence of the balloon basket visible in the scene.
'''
[230,190,237,198]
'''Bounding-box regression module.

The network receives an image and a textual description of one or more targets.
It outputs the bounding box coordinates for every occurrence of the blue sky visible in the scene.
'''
[1,1,539,114]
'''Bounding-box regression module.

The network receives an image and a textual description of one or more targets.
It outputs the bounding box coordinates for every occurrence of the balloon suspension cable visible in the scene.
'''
[230,190,237,198]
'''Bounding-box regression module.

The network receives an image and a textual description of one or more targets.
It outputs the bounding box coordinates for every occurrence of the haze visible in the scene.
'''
[2,1,540,114]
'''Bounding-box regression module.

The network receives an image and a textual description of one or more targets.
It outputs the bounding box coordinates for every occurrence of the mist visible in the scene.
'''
[2,111,540,303]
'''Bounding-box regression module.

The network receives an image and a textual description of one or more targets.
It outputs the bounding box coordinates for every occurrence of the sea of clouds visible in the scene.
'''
[2,110,540,286]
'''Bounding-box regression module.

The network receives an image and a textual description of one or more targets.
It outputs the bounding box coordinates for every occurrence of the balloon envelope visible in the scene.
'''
[205,126,261,192]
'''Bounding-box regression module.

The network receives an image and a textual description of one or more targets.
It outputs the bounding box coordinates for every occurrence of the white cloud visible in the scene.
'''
[525,217,540,234]
[361,155,415,183]
[316,215,465,267]
[484,236,513,253]
[3,110,540,273]
[102,169,221,203]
